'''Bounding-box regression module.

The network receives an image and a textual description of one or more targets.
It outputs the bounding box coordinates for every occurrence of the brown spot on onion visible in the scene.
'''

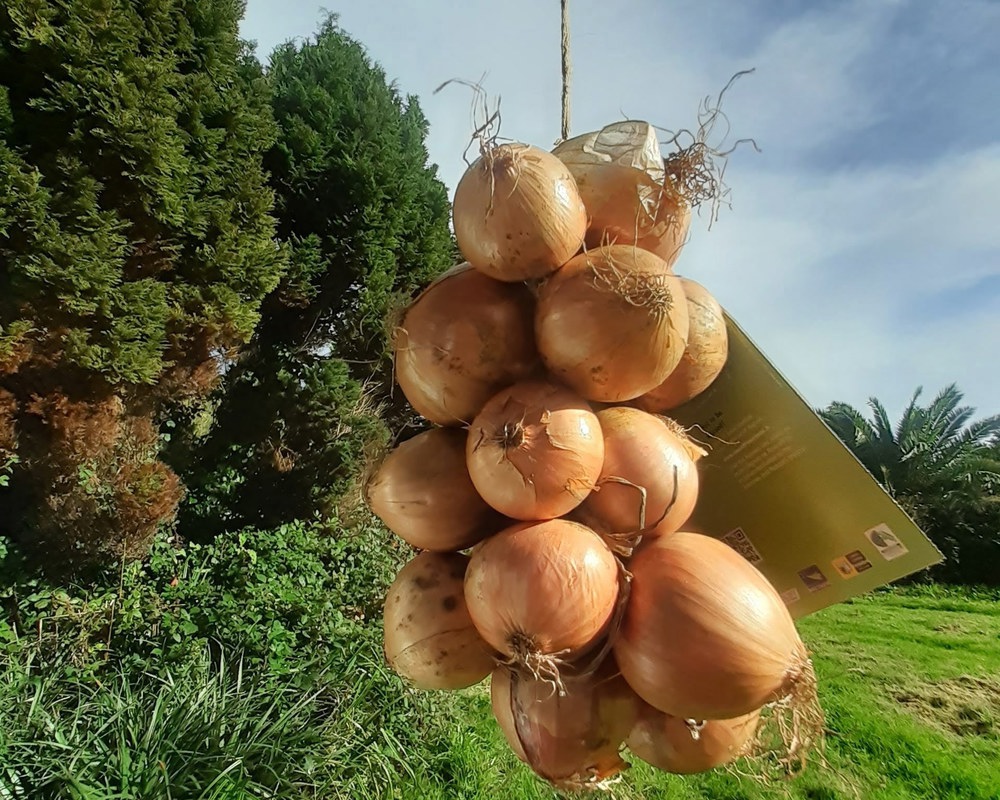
[535,245,690,403]
[384,552,495,691]
[393,263,539,426]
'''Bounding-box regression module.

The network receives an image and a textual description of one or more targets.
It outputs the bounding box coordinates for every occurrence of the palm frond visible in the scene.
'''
[820,402,876,445]
[894,386,924,444]
[925,383,964,431]
[868,396,895,445]
[957,414,1000,448]
[938,405,976,445]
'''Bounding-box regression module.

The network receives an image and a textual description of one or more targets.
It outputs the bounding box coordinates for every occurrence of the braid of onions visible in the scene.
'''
[367,88,826,790]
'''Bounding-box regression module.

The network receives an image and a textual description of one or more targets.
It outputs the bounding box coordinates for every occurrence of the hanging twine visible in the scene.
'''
[561,0,571,141]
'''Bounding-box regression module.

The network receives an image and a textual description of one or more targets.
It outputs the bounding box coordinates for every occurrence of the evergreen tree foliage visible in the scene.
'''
[175,15,455,537]
[0,0,286,568]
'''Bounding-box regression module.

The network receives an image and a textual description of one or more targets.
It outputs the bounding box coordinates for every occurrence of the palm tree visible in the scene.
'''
[820,384,1000,508]
[819,384,1000,585]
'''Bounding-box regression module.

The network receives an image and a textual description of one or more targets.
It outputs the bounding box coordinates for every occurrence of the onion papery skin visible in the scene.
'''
[491,657,640,788]
[383,552,496,690]
[367,427,505,551]
[453,143,587,282]
[535,245,690,403]
[579,406,702,537]
[394,263,539,426]
[464,519,620,664]
[635,277,729,412]
[613,532,808,720]
[466,380,604,520]
[626,701,760,774]
[573,163,692,269]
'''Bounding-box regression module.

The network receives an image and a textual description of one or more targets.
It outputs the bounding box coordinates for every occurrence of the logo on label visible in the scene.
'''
[831,556,857,578]
[798,565,830,592]
[832,550,873,578]
[864,524,908,561]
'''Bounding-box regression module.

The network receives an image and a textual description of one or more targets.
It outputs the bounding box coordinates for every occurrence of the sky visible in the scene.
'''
[240,0,1000,422]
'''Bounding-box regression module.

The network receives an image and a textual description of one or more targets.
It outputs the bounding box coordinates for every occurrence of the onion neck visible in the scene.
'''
[498,421,526,452]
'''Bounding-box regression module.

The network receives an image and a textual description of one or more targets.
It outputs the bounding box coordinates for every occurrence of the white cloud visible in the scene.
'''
[681,142,1000,418]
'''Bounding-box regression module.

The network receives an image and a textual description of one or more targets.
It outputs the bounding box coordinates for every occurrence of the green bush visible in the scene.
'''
[172,14,455,540]
[0,520,476,797]
[0,517,409,678]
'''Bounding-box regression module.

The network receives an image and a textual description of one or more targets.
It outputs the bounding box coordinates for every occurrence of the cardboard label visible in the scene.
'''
[670,314,943,619]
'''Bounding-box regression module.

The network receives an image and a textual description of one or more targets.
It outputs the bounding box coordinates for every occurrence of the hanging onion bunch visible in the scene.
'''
[370,88,826,790]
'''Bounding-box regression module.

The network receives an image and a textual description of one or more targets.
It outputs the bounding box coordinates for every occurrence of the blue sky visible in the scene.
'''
[240,0,1000,421]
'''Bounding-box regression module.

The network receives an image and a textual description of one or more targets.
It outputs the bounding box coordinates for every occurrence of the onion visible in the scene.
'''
[394,263,539,426]
[491,656,639,789]
[366,428,504,552]
[464,519,620,682]
[453,142,587,282]
[535,245,690,403]
[552,121,691,268]
[466,380,604,520]
[626,701,760,774]
[578,407,704,543]
[575,166,691,267]
[383,551,495,690]
[635,277,729,412]
[613,532,818,722]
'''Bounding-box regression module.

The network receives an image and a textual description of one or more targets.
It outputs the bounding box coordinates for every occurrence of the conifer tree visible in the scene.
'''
[0,0,285,568]
[176,15,454,536]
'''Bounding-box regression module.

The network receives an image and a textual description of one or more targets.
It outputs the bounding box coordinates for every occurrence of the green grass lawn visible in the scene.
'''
[395,586,1000,800]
